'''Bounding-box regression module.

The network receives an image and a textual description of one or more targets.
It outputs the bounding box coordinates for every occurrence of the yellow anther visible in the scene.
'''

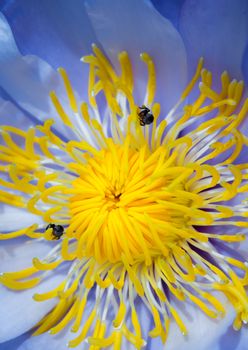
[140,52,156,106]
[50,91,73,127]
[58,67,78,113]
[181,57,203,100]
[118,51,134,92]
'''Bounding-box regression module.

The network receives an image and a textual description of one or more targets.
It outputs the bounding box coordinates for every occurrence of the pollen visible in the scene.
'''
[0,45,248,349]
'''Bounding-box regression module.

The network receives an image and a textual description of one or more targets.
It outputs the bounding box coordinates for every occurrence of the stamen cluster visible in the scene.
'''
[0,46,248,349]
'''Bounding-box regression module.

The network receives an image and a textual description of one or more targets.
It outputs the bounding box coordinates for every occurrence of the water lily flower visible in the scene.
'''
[0,1,248,350]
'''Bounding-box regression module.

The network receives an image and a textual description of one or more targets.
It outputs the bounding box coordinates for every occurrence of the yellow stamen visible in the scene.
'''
[58,67,78,113]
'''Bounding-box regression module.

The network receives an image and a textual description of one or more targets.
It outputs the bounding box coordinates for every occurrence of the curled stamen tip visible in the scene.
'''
[91,43,97,49]
[119,51,128,57]
[80,56,86,62]
[140,52,149,60]
[113,325,121,330]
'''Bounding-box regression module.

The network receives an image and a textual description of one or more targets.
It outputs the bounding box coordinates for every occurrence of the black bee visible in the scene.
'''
[138,105,154,126]
[46,224,64,240]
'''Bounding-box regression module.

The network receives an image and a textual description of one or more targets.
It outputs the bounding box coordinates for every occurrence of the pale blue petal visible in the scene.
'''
[0,276,61,343]
[18,296,152,350]
[17,299,94,350]
[0,205,43,232]
[149,295,236,350]
[0,237,54,272]
[85,0,187,115]
[1,0,97,91]
[179,0,248,79]
[0,14,80,140]
[17,329,86,350]
[0,13,59,118]
[0,237,67,343]
[0,97,34,129]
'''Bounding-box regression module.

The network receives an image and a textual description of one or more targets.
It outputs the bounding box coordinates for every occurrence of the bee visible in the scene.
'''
[137,105,154,126]
[46,224,64,240]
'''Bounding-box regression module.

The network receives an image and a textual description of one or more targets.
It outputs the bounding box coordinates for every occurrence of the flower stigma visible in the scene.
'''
[1,44,248,349]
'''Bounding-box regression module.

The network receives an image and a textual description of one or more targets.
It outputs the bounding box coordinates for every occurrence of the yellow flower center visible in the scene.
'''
[68,141,207,266]
[0,45,248,349]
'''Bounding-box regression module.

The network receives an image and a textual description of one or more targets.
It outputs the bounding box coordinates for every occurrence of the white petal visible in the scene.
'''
[180,0,248,79]
[85,0,187,114]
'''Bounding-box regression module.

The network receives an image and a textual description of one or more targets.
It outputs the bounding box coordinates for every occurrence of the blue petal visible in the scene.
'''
[85,0,187,115]
[0,332,30,350]
[218,326,248,350]
[151,0,185,29]
[179,0,248,79]
[242,43,248,87]
[1,0,97,90]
